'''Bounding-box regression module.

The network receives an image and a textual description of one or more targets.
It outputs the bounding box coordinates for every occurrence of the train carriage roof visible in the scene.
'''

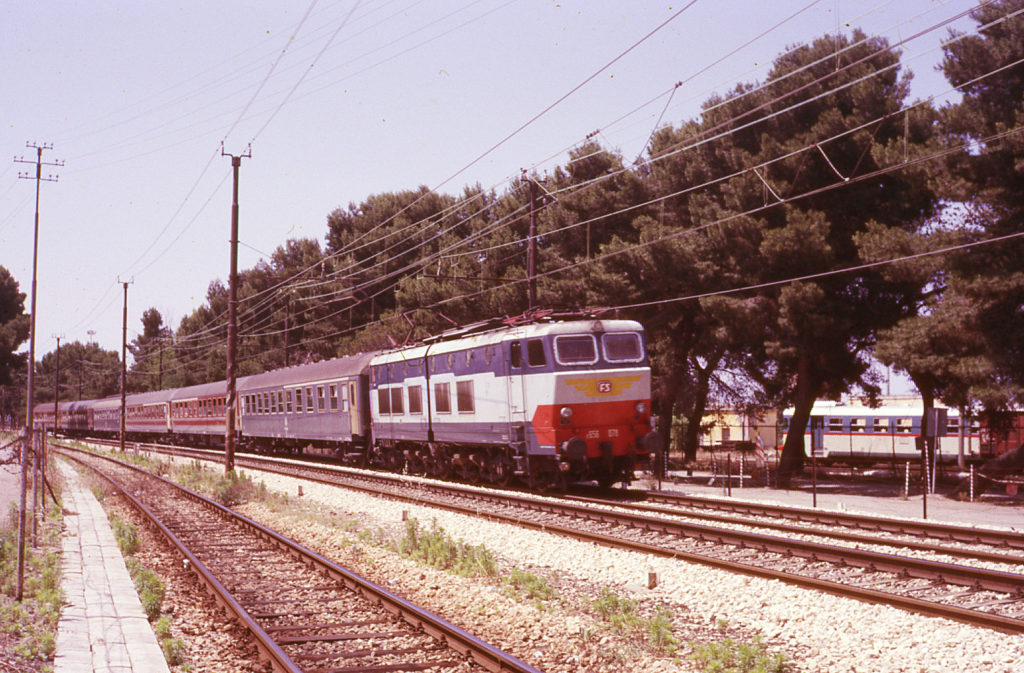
[239,353,378,392]
[168,378,250,402]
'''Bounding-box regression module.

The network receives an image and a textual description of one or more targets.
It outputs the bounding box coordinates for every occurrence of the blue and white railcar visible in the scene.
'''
[238,354,376,455]
[784,401,982,463]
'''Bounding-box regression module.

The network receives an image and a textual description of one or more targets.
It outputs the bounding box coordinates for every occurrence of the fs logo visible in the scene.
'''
[565,375,643,397]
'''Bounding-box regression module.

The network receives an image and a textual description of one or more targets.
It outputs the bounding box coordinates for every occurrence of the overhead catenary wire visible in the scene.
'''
[103,2,1015,364]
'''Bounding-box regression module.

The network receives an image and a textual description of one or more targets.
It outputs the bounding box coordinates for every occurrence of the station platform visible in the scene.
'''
[54,460,170,673]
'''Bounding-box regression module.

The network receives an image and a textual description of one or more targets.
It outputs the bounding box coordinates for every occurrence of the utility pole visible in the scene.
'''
[520,171,557,311]
[13,141,61,602]
[52,334,63,435]
[118,278,133,452]
[222,143,250,473]
[524,170,538,310]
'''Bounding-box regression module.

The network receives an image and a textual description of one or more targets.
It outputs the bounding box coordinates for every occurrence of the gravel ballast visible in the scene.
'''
[227,466,1024,673]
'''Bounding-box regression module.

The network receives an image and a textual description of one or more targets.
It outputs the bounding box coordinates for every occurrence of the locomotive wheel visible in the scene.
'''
[482,450,514,487]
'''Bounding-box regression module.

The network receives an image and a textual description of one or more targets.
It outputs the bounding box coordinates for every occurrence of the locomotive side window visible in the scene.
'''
[527,339,546,367]
[456,380,474,413]
[408,385,423,414]
[554,335,598,365]
[602,332,644,363]
[510,341,522,368]
[378,388,391,415]
[434,382,451,413]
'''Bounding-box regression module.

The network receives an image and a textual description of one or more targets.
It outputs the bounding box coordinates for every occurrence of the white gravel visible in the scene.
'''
[168,453,1024,673]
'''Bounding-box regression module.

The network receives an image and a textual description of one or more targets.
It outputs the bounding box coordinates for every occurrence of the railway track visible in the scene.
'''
[55,444,542,673]
[72,438,1024,633]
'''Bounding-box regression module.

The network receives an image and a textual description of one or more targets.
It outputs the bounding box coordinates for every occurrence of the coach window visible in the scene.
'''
[285,391,293,414]
[602,332,644,363]
[456,380,474,413]
[408,385,422,414]
[316,386,326,412]
[827,417,844,432]
[873,417,889,433]
[378,388,391,415]
[554,335,598,365]
[896,418,913,433]
[390,387,404,415]
[434,382,451,414]
[510,341,522,368]
[329,384,339,411]
[341,384,350,412]
[306,387,315,413]
[277,391,284,413]
[850,418,866,433]
[270,393,278,414]
[527,339,546,367]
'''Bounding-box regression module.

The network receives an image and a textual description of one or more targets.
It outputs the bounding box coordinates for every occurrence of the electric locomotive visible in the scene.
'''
[369,314,658,488]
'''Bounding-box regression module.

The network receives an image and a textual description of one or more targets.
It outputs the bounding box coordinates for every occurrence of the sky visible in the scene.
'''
[0,0,985,374]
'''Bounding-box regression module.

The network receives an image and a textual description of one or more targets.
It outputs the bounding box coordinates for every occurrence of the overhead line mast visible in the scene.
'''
[13,141,61,601]
[222,143,251,474]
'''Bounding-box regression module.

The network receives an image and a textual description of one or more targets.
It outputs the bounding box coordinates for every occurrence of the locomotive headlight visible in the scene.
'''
[559,406,573,424]
[635,401,648,415]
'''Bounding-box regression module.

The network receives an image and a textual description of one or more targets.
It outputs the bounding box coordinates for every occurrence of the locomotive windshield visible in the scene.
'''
[554,335,598,364]
[602,332,644,363]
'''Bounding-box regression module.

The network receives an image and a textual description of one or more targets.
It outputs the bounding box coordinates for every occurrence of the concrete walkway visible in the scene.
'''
[54,460,170,673]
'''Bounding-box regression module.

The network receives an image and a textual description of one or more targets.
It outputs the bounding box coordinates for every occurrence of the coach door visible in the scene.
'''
[349,382,360,436]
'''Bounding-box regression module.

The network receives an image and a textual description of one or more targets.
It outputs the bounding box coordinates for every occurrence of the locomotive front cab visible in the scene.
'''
[523,321,655,486]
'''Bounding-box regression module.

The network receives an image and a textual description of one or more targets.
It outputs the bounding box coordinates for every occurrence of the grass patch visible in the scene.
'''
[0,496,63,667]
[689,635,789,672]
[589,588,679,655]
[397,518,497,577]
[502,568,557,604]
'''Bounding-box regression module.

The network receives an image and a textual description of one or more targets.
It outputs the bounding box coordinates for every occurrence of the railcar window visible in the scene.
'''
[510,341,522,368]
[329,385,338,411]
[850,418,866,433]
[554,335,598,365]
[390,387,404,415]
[602,332,644,363]
[527,339,546,367]
[270,394,277,414]
[341,385,349,412]
[317,386,326,412]
[285,391,293,414]
[277,391,284,414]
[295,389,303,413]
[827,417,844,432]
[306,387,314,413]
[896,418,913,433]
[456,380,475,413]
[378,388,391,415]
[434,382,451,414]
[408,385,422,414]
[873,418,889,433]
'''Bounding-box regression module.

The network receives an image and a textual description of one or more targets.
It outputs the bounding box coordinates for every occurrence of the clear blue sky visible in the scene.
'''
[0,1,978,369]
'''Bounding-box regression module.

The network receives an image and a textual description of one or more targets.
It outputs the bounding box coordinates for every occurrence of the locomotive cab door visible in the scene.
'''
[506,340,528,448]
